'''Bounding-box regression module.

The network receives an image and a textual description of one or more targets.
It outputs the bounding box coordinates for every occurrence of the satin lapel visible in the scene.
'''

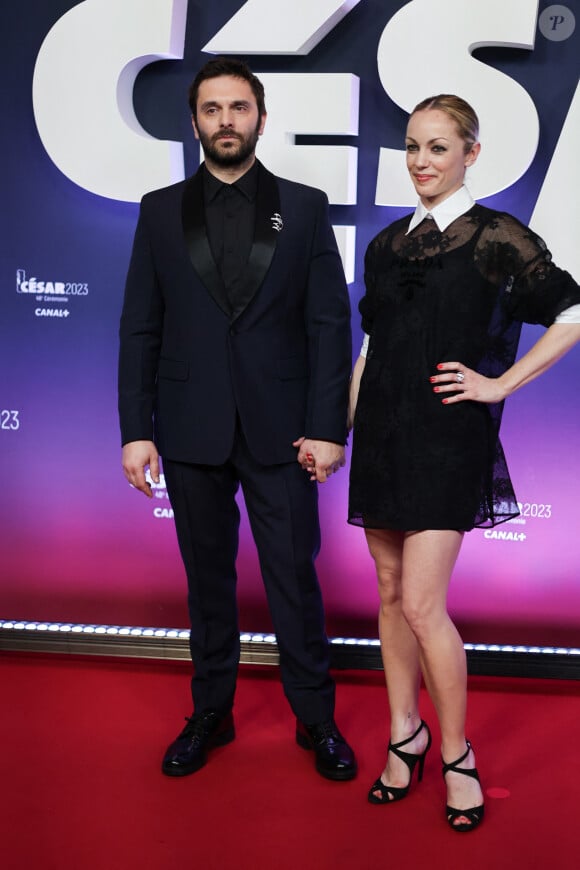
[181,169,231,317]
[231,163,280,322]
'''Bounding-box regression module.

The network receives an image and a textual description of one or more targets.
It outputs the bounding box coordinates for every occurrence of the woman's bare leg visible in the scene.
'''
[400,529,483,823]
[365,527,483,820]
[365,528,430,793]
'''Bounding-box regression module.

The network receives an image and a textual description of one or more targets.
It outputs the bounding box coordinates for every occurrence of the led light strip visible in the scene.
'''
[1,620,579,678]
[464,642,580,656]
[0,620,190,639]
[2,620,580,655]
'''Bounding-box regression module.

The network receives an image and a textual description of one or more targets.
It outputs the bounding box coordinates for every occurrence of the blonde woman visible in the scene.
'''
[348,95,580,831]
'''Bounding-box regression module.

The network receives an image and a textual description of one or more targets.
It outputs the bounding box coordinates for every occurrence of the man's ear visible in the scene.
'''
[191,116,200,141]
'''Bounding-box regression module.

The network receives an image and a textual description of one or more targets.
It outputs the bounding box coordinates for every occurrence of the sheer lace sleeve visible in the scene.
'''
[359,221,404,334]
[359,237,379,334]
[474,212,580,326]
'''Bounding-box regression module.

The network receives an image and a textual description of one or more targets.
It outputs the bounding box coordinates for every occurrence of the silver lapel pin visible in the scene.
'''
[270,213,283,232]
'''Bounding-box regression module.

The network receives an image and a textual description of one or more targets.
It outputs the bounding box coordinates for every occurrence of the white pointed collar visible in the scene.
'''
[406,186,475,235]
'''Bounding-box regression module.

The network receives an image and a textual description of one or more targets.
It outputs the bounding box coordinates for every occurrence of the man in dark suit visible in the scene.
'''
[118,58,355,781]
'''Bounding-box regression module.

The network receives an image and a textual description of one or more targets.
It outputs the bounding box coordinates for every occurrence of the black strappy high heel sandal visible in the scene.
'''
[368,719,432,804]
[442,740,485,832]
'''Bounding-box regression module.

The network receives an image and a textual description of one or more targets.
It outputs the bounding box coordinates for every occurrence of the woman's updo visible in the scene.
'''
[411,95,479,154]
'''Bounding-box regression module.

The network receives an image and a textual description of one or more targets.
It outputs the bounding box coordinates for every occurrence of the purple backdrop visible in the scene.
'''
[2,0,579,646]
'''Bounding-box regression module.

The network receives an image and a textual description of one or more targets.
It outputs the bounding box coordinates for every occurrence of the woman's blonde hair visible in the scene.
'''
[411,95,479,154]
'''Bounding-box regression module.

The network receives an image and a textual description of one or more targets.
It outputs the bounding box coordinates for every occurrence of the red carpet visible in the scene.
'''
[1,652,579,870]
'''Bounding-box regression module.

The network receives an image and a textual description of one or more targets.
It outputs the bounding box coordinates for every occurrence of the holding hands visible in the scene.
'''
[293,437,346,483]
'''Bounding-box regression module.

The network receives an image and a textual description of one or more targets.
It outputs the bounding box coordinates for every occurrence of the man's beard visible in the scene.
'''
[198,120,261,167]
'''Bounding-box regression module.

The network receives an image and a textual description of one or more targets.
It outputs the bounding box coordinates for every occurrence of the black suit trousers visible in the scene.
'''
[163,425,336,725]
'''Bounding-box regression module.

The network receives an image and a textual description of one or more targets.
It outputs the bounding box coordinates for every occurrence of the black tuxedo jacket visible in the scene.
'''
[118,161,352,466]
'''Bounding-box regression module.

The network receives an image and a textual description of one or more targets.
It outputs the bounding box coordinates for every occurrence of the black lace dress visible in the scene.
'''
[348,205,580,531]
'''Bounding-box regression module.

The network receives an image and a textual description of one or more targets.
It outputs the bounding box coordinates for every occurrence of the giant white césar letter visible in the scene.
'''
[530,81,579,279]
[32,0,361,277]
[32,0,187,202]
[375,0,540,205]
[203,0,362,54]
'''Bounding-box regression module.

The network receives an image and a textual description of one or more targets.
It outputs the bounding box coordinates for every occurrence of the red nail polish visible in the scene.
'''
[437,364,444,370]
[442,398,449,404]
[433,387,439,393]
[429,377,436,383]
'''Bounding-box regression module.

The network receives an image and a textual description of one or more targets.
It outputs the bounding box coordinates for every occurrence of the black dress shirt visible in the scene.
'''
[203,161,258,304]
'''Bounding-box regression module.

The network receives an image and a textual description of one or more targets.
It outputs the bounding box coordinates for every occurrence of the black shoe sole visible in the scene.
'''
[315,762,358,782]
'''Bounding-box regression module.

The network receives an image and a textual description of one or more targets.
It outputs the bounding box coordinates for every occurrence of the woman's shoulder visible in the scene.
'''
[470,204,531,237]
[470,204,555,282]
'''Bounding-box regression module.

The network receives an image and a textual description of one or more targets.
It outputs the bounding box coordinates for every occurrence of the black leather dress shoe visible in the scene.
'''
[161,710,235,777]
[296,719,357,781]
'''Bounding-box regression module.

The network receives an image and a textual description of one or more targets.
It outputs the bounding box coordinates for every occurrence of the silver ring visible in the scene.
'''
[456,371,465,383]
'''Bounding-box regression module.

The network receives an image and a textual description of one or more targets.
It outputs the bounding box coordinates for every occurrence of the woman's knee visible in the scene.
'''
[400,597,426,635]
[376,568,402,608]
[401,594,448,640]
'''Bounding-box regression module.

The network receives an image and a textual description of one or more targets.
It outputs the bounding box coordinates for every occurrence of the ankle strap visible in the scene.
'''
[442,739,472,775]
[390,719,426,752]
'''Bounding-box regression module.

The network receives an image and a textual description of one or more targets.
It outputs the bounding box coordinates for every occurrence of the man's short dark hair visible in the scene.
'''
[188,58,266,121]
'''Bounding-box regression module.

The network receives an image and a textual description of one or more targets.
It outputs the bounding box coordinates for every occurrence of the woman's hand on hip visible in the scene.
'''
[429,362,508,405]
